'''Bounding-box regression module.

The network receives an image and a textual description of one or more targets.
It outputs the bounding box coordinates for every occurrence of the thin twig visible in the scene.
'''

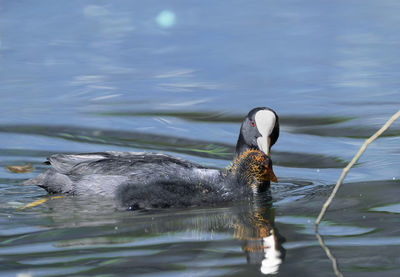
[314,109,400,231]
[313,109,400,277]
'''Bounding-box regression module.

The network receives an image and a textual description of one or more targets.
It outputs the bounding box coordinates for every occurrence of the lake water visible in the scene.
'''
[1,1,400,276]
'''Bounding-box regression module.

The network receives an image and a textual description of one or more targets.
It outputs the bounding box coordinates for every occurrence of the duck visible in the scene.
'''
[23,107,279,209]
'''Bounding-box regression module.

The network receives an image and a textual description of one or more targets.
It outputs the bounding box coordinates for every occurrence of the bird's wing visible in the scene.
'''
[47,151,204,175]
[47,153,111,174]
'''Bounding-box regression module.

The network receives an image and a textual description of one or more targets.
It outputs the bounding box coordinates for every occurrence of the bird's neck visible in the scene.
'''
[235,133,255,159]
[230,149,273,193]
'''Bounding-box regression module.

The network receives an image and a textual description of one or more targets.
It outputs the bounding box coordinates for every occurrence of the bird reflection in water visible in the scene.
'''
[233,197,286,275]
[38,195,286,275]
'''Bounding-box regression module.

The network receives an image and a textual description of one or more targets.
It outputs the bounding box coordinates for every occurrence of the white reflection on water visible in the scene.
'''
[260,229,282,275]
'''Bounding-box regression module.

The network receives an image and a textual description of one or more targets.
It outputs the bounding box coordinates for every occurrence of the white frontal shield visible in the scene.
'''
[255,110,276,156]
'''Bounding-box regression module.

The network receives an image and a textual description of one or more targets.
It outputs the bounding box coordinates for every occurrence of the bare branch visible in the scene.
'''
[314,109,400,230]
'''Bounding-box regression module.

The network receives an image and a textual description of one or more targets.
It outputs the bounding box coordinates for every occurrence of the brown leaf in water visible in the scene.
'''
[6,164,34,173]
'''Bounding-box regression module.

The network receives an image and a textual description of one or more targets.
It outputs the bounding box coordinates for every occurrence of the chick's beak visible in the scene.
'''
[267,164,278,183]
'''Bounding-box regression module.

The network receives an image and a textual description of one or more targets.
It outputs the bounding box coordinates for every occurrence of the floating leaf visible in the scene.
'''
[6,164,33,173]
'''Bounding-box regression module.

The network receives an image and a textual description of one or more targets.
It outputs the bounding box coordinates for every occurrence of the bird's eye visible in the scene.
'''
[250,120,255,127]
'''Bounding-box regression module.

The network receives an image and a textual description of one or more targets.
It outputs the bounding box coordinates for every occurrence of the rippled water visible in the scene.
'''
[1,1,400,276]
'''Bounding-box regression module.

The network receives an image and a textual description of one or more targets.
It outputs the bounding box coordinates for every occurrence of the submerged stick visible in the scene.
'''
[315,232,343,277]
[314,109,400,230]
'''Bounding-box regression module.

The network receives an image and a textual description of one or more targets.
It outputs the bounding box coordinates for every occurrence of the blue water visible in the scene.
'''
[1,1,400,276]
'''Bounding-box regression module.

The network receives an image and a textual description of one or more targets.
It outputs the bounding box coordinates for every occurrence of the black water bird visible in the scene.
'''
[24,107,279,209]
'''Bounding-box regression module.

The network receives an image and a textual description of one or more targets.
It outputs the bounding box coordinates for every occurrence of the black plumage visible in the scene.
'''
[24,107,280,209]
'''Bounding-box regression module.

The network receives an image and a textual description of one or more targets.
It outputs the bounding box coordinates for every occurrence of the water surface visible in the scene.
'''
[1,1,400,276]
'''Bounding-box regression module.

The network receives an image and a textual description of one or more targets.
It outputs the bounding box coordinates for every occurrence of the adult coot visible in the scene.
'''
[24,107,279,209]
